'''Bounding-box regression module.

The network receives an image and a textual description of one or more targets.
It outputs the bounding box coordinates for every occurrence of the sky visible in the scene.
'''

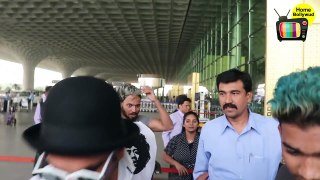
[0,59,62,90]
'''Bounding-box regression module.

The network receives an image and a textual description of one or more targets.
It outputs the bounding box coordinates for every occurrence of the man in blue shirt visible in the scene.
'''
[194,69,282,180]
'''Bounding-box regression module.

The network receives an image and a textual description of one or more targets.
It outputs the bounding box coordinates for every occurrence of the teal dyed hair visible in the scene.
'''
[269,67,320,127]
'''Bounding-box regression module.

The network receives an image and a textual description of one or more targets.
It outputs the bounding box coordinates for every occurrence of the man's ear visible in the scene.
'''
[246,91,253,103]
[120,101,124,108]
[278,124,282,135]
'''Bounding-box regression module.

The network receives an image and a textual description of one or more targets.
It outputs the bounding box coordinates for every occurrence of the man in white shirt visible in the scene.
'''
[33,86,52,124]
[116,84,173,180]
[162,95,191,147]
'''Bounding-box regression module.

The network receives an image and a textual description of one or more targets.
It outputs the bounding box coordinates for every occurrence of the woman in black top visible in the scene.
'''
[163,111,200,180]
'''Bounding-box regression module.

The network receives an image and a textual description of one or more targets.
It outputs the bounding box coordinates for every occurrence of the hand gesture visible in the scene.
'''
[141,86,157,102]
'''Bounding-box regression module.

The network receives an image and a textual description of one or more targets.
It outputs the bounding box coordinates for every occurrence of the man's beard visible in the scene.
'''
[121,108,139,121]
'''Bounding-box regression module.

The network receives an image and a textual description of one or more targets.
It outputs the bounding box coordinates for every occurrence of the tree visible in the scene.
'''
[12,84,21,91]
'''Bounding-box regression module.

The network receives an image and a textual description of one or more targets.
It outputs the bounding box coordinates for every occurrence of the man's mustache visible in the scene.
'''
[223,103,237,110]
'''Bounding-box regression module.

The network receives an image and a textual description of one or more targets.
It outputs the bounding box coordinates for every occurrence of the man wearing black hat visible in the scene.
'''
[23,76,140,180]
[162,94,191,147]
[115,84,173,180]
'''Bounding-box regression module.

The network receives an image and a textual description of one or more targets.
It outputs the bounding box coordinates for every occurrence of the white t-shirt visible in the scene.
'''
[118,115,157,180]
[127,121,157,180]
[31,116,157,180]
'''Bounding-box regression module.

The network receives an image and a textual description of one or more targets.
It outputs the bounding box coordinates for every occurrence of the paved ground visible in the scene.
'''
[0,109,169,180]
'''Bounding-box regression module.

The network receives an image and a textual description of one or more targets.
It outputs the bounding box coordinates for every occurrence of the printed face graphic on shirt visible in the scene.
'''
[126,133,150,174]
[128,146,139,164]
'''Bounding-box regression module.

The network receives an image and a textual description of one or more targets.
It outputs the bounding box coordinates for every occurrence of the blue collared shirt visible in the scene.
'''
[193,112,282,180]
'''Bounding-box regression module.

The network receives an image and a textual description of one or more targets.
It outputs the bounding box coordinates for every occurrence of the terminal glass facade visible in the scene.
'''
[178,0,266,114]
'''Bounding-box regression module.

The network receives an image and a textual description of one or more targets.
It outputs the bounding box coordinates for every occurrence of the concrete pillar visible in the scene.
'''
[62,71,72,79]
[171,85,184,99]
[189,72,199,110]
[58,64,78,79]
[22,62,35,90]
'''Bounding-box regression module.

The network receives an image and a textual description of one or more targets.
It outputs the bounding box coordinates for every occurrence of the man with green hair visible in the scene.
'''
[269,67,320,180]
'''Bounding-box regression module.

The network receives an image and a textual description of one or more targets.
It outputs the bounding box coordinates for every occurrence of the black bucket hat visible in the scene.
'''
[23,76,139,156]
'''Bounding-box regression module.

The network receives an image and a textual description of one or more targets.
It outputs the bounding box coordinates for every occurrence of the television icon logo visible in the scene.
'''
[275,9,308,42]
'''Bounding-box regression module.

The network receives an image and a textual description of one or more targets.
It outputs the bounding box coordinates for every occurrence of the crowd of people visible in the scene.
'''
[20,67,319,180]
[1,90,40,113]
